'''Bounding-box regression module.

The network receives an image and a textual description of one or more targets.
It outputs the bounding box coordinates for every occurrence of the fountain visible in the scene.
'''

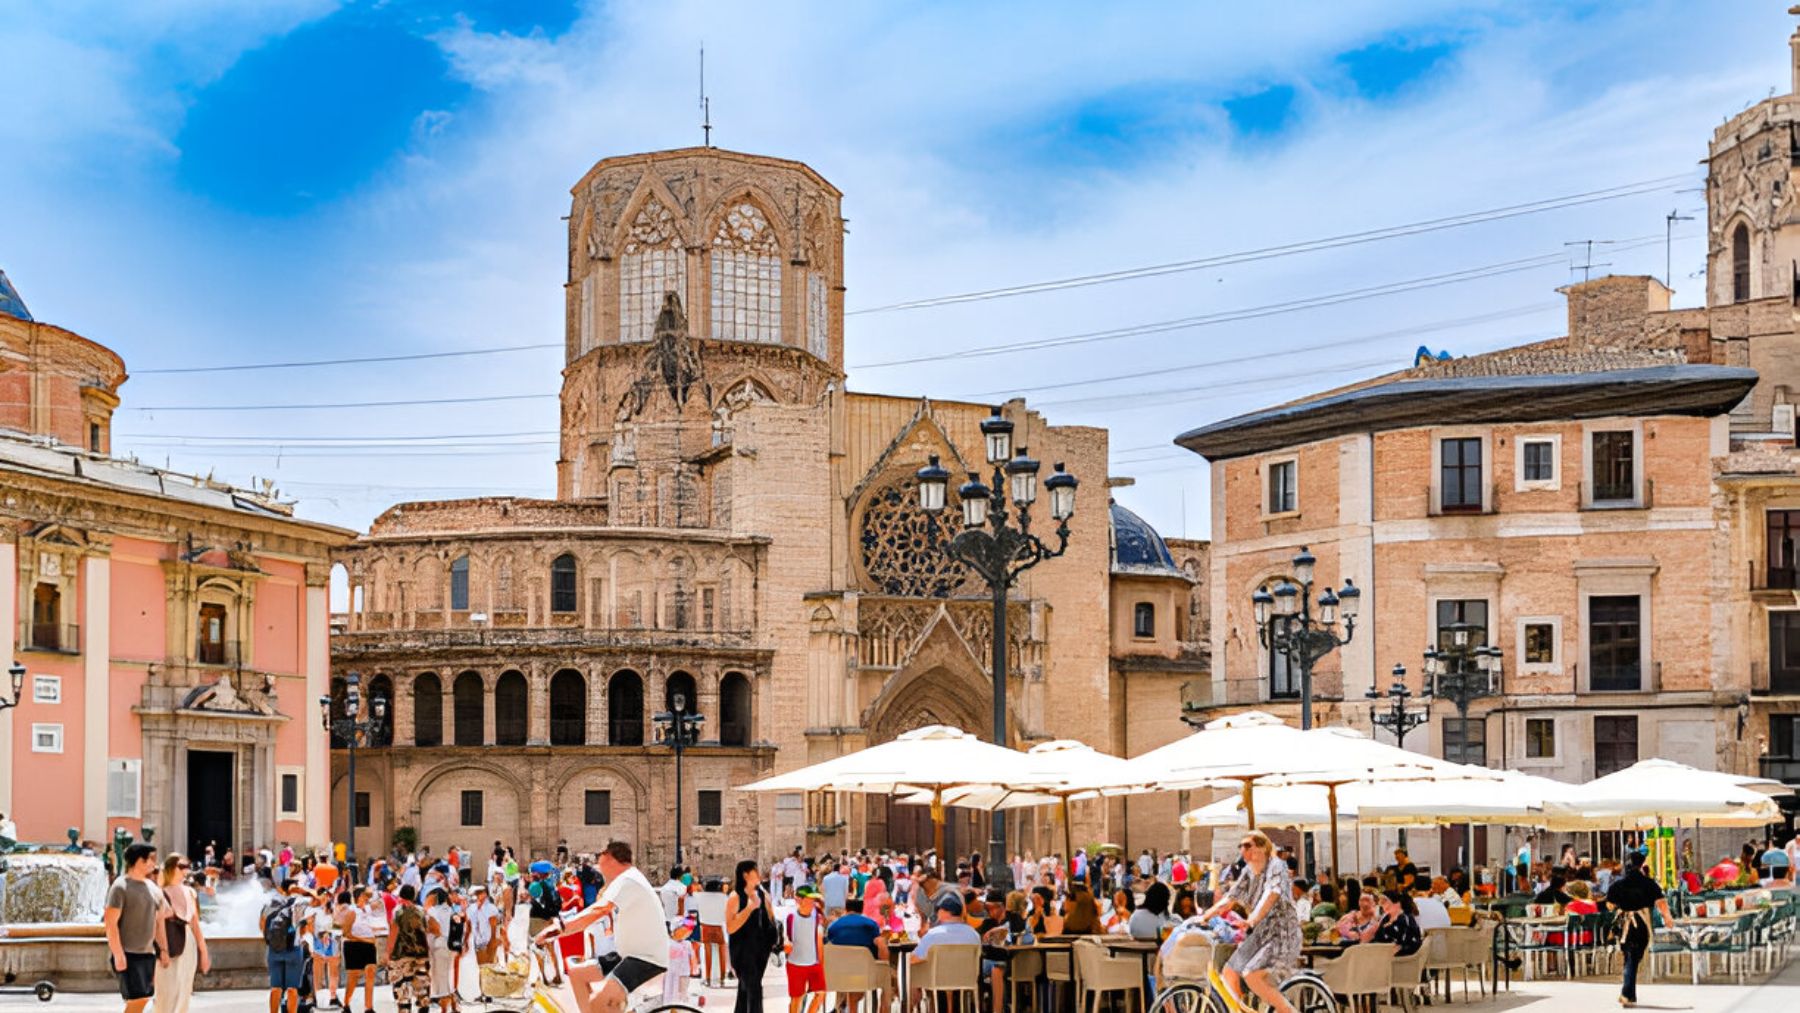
[0,853,107,924]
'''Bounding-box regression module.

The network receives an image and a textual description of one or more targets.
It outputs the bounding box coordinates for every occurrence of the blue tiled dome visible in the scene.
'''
[0,270,31,321]
[1110,501,1183,577]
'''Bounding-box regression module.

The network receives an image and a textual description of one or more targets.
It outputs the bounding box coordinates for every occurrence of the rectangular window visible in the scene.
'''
[1133,602,1155,639]
[1772,714,1800,758]
[1524,623,1556,665]
[279,772,301,819]
[1589,595,1642,691]
[354,791,372,828]
[1591,430,1636,503]
[551,561,578,614]
[1266,460,1296,514]
[1594,715,1638,777]
[450,558,470,612]
[1767,510,1800,589]
[29,581,62,651]
[197,602,227,664]
[32,674,61,704]
[459,790,482,827]
[1522,440,1555,483]
[1435,599,1489,651]
[107,759,141,818]
[89,423,101,453]
[31,723,63,753]
[584,790,613,826]
[1525,718,1555,758]
[1439,437,1483,511]
[697,789,723,827]
[1770,612,1800,695]
[1443,716,1486,765]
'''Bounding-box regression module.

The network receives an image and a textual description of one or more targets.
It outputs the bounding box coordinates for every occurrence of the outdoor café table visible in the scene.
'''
[889,939,917,1001]
[1301,942,1353,968]
[1502,915,1569,979]
[1663,913,1745,986]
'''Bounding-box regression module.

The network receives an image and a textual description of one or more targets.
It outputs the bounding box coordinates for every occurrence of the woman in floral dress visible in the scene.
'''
[1195,830,1301,1013]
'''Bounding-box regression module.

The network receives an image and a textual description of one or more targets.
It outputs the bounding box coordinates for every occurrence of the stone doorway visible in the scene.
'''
[187,749,236,858]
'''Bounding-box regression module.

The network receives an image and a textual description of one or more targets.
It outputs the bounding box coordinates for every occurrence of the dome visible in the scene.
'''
[0,269,32,321]
[1110,501,1184,578]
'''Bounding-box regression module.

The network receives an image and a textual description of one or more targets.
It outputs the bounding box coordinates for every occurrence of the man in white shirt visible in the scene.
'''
[1290,879,1313,921]
[659,868,689,927]
[1413,895,1452,931]
[539,841,671,1013]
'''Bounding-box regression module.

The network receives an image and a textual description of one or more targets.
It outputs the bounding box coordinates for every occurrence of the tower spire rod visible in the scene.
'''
[700,45,712,147]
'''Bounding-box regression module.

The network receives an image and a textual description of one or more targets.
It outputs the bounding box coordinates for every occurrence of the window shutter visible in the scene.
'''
[107,759,141,818]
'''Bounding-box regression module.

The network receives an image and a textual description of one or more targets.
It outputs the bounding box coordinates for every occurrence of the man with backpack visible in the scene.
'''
[260,881,310,1013]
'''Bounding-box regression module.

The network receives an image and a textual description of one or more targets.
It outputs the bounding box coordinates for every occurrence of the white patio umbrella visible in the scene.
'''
[1543,758,1785,830]
[1348,767,1579,827]
[1180,784,1359,833]
[735,724,1044,859]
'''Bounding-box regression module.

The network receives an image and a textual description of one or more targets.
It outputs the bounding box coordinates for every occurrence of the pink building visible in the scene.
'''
[0,272,352,857]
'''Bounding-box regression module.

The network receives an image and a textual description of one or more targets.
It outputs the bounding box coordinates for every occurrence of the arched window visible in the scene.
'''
[450,555,470,612]
[609,671,645,746]
[720,672,752,747]
[665,671,698,715]
[368,674,394,747]
[1734,223,1752,302]
[620,196,688,344]
[551,554,578,614]
[494,671,528,746]
[710,201,782,344]
[454,670,485,746]
[414,672,443,747]
[551,669,587,746]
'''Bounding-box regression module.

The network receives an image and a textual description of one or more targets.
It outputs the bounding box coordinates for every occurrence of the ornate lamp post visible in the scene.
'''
[653,693,705,868]
[1250,546,1360,730]
[1366,663,1430,750]
[1423,623,1502,724]
[0,662,25,711]
[319,671,386,882]
[915,407,1079,893]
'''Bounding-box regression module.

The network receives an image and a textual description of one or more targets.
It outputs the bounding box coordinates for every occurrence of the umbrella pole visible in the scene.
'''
[1061,795,1074,878]
[1243,778,1257,829]
[932,788,945,867]
[1328,784,1342,888]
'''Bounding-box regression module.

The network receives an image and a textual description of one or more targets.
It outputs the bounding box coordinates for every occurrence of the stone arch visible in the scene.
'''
[610,174,695,253]
[550,668,588,746]
[863,610,1024,744]
[719,671,753,747]
[608,670,645,746]
[700,182,792,252]
[704,188,787,344]
[550,762,648,855]
[413,672,443,747]
[453,670,485,746]
[410,758,527,856]
[494,670,528,746]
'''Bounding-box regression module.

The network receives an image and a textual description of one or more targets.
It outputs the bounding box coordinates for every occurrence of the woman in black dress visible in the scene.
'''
[724,859,778,1013]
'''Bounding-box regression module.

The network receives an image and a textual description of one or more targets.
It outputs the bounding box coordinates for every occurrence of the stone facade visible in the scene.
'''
[330,147,1208,870]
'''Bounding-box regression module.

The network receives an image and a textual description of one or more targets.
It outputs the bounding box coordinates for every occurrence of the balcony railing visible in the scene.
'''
[194,638,241,666]
[1579,478,1654,511]
[1751,661,1800,696]
[1427,482,1500,518]
[1759,756,1800,784]
[20,621,80,654]
[1749,561,1800,591]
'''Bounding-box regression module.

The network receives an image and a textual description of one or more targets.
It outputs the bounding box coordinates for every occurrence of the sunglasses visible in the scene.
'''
[177,863,192,870]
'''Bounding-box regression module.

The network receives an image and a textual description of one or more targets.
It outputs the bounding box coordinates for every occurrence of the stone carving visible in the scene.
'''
[621,294,708,419]
[586,172,642,259]
[711,378,775,446]
[181,672,274,716]
[858,477,969,598]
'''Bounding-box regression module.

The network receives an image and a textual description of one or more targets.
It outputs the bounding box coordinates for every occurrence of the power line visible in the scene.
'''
[114,429,558,443]
[847,174,1692,314]
[1037,355,1403,411]
[122,393,557,413]
[132,343,561,375]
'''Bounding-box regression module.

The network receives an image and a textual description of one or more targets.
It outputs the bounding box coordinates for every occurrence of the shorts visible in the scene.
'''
[269,946,307,991]
[786,961,825,996]
[529,917,554,939]
[313,934,340,959]
[117,951,157,1001]
[344,940,379,971]
[699,924,725,945]
[609,955,667,994]
[476,940,502,966]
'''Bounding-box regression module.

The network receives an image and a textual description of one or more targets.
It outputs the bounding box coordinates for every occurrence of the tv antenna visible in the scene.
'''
[1665,208,1695,291]
[699,45,712,147]
[1564,239,1614,283]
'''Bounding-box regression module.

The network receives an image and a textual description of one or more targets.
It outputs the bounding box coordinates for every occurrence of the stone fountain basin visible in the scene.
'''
[0,926,272,992]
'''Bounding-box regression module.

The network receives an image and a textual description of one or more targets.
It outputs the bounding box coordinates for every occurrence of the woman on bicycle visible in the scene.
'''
[1194,831,1301,1013]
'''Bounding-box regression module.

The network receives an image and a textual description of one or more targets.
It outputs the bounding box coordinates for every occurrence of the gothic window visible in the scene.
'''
[494,670,528,746]
[710,202,782,344]
[609,671,645,746]
[414,672,443,747]
[858,476,969,598]
[807,271,828,358]
[453,670,484,746]
[1733,223,1751,302]
[720,672,752,747]
[620,196,687,344]
[551,554,578,613]
[450,555,470,612]
[551,669,587,745]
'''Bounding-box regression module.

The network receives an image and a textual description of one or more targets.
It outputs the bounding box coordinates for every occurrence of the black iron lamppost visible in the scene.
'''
[1424,623,1502,724]
[320,671,386,882]
[1367,663,1431,750]
[653,692,704,868]
[0,662,23,711]
[915,407,1080,894]
[1250,547,1360,730]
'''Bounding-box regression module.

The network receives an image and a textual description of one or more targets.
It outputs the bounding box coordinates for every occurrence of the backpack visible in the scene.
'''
[263,897,298,952]
[446,912,466,953]
[528,880,561,921]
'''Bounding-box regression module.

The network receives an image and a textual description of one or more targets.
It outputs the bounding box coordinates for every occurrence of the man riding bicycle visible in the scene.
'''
[536,842,671,1013]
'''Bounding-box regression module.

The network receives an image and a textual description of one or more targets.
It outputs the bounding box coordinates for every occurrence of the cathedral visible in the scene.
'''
[329,147,1207,870]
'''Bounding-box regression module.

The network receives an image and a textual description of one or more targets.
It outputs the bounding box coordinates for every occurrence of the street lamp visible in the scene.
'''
[0,662,24,711]
[1252,546,1359,729]
[1366,663,1430,750]
[1425,624,1502,724]
[320,671,386,882]
[913,407,1079,893]
[653,692,704,868]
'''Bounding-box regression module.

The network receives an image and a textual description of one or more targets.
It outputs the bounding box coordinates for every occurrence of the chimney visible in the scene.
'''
[1560,275,1669,350]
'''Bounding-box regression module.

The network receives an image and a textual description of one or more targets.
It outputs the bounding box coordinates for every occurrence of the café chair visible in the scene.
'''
[1072,938,1144,1013]
[825,944,894,1013]
[913,944,981,1013]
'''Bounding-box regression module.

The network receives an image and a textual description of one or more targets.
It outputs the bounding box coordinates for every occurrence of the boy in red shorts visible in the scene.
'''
[784,886,826,1013]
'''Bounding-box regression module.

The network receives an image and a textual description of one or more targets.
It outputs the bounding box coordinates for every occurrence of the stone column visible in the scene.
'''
[481,670,497,746]
[595,672,610,746]
[697,672,721,746]
[0,540,13,820]
[83,553,111,840]
[304,567,331,845]
[528,665,551,746]
[392,675,416,748]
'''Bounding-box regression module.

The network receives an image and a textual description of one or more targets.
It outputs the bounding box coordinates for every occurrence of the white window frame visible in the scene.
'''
[1515,615,1563,674]
[31,674,61,704]
[1261,456,1299,518]
[1431,429,1492,514]
[1515,433,1561,491]
[1582,420,1645,508]
[108,758,142,818]
[277,766,305,821]
[31,723,63,754]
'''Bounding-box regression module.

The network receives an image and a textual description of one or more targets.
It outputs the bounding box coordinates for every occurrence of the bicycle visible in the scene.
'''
[475,943,704,1013]
[1148,963,1339,1013]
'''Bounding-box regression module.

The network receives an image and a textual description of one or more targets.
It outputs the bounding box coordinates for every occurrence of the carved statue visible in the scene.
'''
[626,293,709,416]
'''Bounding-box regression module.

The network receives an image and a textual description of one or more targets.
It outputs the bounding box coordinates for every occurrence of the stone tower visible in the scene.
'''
[1704,11,1800,307]
[556,148,846,507]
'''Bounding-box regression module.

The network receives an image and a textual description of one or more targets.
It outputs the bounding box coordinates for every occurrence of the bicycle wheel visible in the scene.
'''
[1150,981,1228,1013]
[1279,973,1339,1013]
[637,1004,705,1013]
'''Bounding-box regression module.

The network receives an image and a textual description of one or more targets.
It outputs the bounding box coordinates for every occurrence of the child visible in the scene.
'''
[665,917,699,1006]
[784,886,826,1013]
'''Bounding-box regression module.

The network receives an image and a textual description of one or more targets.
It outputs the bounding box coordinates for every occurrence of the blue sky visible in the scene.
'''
[0,1,1789,538]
